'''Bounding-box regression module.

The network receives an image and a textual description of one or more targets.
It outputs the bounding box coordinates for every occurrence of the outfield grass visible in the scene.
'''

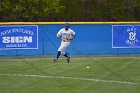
[0,57,140,93]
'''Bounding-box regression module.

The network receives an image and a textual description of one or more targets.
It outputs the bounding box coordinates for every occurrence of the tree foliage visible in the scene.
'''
[0,0,140,21]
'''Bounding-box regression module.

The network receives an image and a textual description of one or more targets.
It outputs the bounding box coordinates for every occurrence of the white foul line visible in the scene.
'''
[0,73,136,85]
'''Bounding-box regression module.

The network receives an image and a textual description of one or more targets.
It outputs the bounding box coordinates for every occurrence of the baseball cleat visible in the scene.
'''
[67,57,70,63]
[53,59,57,63]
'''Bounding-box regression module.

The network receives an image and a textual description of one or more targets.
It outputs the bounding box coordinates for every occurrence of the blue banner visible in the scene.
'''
[1,24,140,56]
[0,25,38,50]
[112,25,140,48]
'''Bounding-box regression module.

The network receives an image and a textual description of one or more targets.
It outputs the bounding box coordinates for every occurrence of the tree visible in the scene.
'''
[0,0,139,21]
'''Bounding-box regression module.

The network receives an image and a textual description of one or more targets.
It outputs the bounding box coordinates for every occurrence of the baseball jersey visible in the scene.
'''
[57,28,76,41]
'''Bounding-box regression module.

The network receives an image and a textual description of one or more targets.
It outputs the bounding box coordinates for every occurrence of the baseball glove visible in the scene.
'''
[66,36,73,40]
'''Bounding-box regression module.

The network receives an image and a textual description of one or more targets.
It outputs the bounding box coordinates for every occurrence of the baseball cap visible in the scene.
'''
[64,22,69,27]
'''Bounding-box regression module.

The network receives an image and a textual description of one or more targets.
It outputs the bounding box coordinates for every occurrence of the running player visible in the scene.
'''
[53,22,76,63]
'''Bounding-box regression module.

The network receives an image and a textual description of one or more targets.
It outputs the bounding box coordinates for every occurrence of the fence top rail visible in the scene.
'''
[0,22,140,25]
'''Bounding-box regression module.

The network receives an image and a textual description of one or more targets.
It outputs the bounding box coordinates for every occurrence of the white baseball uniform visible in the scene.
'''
[57,28,75,54]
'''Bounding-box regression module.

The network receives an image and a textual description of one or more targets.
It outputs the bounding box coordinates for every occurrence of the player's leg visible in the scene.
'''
[56,51,61,59]
[61,51,70,63]
[54,41,65,62]
[63,54,70,63]
[62,42,70,63]
[53,51,61,62]
[53,42,63,62]
[63,52,70,63]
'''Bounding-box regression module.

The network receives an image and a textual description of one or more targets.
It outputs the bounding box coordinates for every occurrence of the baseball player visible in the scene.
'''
[53,22,76,63]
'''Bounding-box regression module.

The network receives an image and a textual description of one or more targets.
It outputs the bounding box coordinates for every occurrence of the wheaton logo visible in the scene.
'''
[0,25,38,50]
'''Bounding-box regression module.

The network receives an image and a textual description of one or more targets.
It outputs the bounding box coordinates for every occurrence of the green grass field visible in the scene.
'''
[0,57,140,93]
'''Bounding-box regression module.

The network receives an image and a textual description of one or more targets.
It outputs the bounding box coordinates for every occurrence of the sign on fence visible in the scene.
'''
[112,25,140,48]
[0,25,38,50]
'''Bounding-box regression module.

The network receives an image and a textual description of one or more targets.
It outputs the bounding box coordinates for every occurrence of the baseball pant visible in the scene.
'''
[58,41,70,54]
